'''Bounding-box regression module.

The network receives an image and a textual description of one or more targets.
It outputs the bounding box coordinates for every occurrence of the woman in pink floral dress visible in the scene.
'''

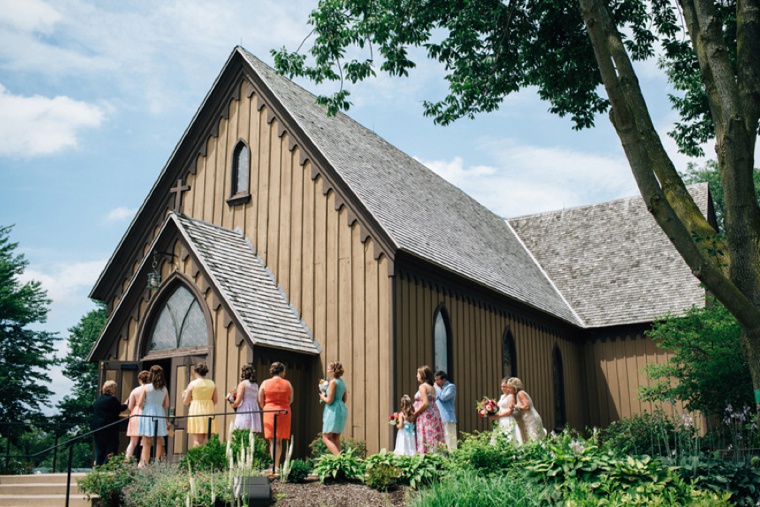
[409,365,445,454]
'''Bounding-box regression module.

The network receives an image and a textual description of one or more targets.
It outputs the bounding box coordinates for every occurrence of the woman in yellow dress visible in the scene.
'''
[183,362,218,447]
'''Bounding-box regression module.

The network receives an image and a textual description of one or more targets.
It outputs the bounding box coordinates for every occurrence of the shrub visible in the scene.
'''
[228,429,272,470]
[179,434,227,472]
[597,410,695,458]
[679,457,760,507]
[287,458,311,483]
[447,431,521,477]
[77,455,137,507]
[121,462,232,507]
[410,470,545,507]
[394,453,446,489]
[312,448,365,482]
[308,433,366,459]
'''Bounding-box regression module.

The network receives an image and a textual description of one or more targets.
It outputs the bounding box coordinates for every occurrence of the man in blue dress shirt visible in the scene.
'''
[434,371,457,451]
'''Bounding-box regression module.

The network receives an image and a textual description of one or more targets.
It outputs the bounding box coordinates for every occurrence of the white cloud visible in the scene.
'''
[418,140,638,218]
[0,84,104,157]
[19,259,106,313]
[105,206,136,223]
[0,0,61,33]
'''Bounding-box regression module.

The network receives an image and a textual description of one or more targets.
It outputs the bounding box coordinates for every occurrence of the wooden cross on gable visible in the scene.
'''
[169,177,190,213]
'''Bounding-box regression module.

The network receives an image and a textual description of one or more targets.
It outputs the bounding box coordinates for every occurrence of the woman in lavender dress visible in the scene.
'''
[232,365,262,432]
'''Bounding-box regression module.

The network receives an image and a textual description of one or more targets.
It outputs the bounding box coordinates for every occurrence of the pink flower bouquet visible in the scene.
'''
[225,389,237,404]
[476,397,499,418]
[389,412,401,426]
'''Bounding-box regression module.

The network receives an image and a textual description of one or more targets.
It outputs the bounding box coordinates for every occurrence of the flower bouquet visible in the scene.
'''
[389,412,401,426]
[225,389,237,404]
[476,397,499,418]
[318,378,329,403]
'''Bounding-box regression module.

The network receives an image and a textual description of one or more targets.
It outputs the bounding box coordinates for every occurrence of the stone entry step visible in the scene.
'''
[0,473,93,507]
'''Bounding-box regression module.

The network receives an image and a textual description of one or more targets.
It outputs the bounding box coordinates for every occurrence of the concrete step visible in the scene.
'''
[0,474,93,507]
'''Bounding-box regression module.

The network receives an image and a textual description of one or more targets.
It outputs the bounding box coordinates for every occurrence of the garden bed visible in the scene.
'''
[272,477,410,506]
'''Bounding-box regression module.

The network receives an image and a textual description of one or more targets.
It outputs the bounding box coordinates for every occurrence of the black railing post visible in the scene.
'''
[207,417,212,440]
[65,442,73,507]
[272,413,278,474]
[152,418,158,463]
[52,433,60,472]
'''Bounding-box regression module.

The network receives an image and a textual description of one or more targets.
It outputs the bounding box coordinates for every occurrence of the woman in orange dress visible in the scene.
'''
[257,362,293,470]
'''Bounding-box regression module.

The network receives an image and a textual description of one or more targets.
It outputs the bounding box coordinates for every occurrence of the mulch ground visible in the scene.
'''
[271,477,413,507]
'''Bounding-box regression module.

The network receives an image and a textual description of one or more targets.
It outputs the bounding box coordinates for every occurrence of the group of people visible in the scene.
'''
[93,359,545,468]
[393,367,546,456]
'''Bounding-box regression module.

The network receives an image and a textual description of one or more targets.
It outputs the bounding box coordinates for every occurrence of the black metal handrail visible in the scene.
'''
[1,408,288,507]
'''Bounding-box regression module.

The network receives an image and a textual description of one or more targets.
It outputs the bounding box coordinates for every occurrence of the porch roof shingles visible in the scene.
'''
[175,213,319,354]
[508,184,709,328]
[240,49,581,326]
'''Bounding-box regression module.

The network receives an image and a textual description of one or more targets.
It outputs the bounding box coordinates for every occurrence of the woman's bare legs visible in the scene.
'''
[322,432,341,456]
[138,437,152,468]
[125,436,140,461]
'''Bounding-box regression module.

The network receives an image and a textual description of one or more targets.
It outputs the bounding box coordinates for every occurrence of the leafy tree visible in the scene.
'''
[272,0,760,407]
[641,298,754,420]
[681,161,760,232]
[55,303,107,433]
[0,225,57,438]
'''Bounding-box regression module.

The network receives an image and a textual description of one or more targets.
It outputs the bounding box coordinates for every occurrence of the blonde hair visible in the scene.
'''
[101,380,117,395]
[507,377,524,391]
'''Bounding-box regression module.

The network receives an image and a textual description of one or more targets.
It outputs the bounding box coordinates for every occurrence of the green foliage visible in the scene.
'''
[286,458,311,483]
[365,461,401,491]
[447,431,521,477]
[121,462,232,507]
[641,299,754,418]
[312,448,365,482]
[77,454,137,507]
[597,410,697,458]
[229,428,272,470]
[393,452,445,489]
[308,433,366,459]
[56,303,107,433]
[0,225,57,433]
[680,457,760,507]
[410,470,547,507]
[179,434,227,472]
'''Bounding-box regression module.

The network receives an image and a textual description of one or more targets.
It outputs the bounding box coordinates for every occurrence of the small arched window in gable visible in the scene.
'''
[553,345,567,431]
[228,141,251,205]
[149,285,209,351]
[433,305,452,375]
[502,328,517,378]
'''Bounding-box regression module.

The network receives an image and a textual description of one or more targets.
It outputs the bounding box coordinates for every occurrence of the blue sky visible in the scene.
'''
[0,0,717,411]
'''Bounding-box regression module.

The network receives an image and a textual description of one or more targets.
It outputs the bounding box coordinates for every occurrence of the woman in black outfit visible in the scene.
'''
[92,380,127,465]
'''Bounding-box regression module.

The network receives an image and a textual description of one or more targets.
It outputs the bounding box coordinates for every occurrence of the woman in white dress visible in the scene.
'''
[489,378,523,445]
[507,377,547,442]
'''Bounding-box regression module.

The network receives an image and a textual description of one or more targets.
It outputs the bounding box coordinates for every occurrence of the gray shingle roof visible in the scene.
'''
[173,213,320,354]
[508,185,709,328]
[239,48,581,326]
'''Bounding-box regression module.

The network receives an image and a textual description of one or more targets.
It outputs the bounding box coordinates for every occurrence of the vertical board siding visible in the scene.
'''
[393,270,585,436]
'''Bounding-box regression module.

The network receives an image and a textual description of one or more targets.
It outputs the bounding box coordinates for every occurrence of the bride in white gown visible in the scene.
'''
[489,378,523,445]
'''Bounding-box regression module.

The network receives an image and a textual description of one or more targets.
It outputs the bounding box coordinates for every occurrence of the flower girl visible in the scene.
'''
[393,395,417,455]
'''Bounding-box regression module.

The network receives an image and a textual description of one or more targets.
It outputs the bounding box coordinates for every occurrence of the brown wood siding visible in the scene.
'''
[393,269,584,435]
[101,80,392,455]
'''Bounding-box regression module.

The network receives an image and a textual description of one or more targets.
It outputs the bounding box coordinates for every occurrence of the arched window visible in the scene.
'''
[553,345,567,430]
[433,305,452,375]
[230,141,250,197]
[149,285,209,351]
[502,328,517,378]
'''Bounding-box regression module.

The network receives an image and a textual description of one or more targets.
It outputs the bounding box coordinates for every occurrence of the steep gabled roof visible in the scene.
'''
[508,184,711,328]
[238,49,581,326]
[89,213,319,360]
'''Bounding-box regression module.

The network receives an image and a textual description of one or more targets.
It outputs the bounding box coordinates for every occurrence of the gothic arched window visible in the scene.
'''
[553,345,567,430]
[149,285,209,351]
[230,141,250,197]
[502,328,517,378]
[433,305,452,375]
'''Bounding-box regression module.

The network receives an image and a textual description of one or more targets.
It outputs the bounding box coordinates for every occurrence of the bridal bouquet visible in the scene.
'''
[476,397,499,418]
[318,378,329,403]
[225,389,237,404]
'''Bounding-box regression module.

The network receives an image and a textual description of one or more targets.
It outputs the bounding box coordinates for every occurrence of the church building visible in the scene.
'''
[88,47,713,457]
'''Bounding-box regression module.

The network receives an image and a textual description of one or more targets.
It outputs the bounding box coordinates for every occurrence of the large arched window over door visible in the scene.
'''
[553,345,567,431]
[502,328,517,378]
[149,284,209,352]
[433,305,452,376]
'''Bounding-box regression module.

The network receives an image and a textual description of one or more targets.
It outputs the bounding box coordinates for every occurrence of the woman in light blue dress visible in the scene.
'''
[318,361,348,456]
[136,365,169,467]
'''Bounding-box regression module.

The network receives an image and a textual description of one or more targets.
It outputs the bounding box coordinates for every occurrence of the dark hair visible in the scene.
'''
[417,365,435,385]
[150,365,165,389]
[434,371,448,381]
[194,362,209,376]
[328,361,344,378]
[241,365,256,382]
[138,370,150,383]
[270,362,285,376]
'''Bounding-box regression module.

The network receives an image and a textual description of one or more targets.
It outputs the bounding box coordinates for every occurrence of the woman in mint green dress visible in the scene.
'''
[319,361,348,455]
